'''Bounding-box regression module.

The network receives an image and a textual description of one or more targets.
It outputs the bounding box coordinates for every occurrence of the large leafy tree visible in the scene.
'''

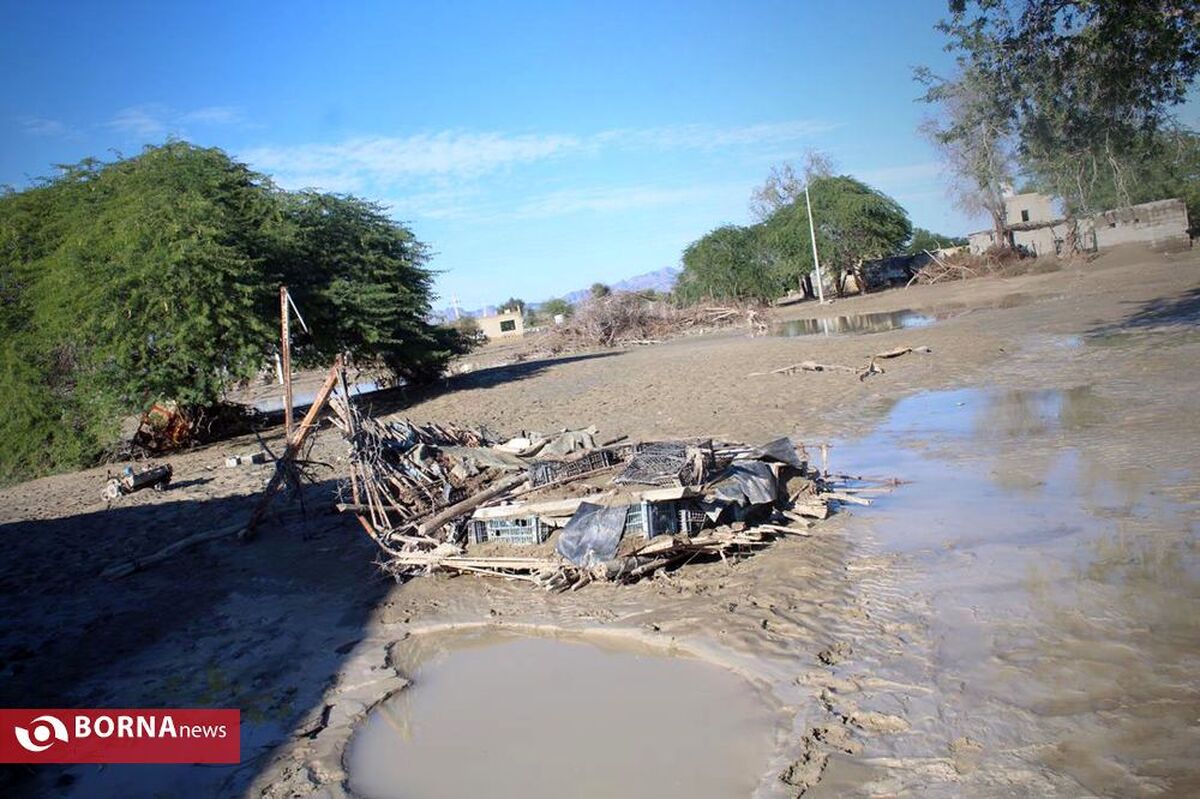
[927,0,1200,214]
[676,224,780,303]
[0,142,463,480]
[764,176,912,293]
[272,191,463,383]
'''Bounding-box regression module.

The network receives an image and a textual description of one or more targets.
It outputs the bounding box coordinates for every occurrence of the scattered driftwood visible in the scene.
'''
[750,346,932,381]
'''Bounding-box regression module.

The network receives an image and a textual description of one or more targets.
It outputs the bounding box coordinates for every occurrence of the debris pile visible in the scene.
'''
[907,247,1027,285]
[546,293,767,350]
[331,394,873,590]
[102,463,173,501]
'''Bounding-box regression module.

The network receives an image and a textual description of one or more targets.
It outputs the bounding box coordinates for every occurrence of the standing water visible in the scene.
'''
[347,634,778,798]
[826,385,1200,795]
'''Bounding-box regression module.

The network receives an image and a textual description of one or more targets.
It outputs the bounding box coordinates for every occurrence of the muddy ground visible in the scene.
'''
[1,244,1197,797]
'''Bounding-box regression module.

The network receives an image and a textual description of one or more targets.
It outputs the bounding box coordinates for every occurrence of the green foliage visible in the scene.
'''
[676,224,780,303]
[677,175,912,302]
[764,176,912,288]
[589,282,611,299]
[540,297,573,319]
[0,142,461,480]
[497,297,525,314]
[904,228,967,254]
[933,1,1200,213]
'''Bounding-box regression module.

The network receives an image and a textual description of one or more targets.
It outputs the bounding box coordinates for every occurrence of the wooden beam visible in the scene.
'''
[241,354,343,540]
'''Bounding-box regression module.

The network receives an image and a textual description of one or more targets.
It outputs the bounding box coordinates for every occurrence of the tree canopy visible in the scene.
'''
[540,298,574,319]
[0,142,466,480]
[904,227,968,254]
[677,173,913,302]
[923,0,1200,217]
[763,175,912,290]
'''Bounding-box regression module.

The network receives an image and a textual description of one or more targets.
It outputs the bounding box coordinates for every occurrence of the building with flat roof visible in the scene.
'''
[476,308,525,340]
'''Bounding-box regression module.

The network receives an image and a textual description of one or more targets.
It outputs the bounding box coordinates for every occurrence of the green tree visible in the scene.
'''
[676,224,779,303]
[0,142,466,480]
[931,0,1200,214]
[273,191,464,383]
[497,297,526,314]
[540,297,573,319]
[764,175,912,294]
[589,282,611,299]
[904,228,968,254]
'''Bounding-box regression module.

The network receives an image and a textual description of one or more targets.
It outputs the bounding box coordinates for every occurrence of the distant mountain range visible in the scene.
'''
[558,267,679,305]
[432,267,680,321]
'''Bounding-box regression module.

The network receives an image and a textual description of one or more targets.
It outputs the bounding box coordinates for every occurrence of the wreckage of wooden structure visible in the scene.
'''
[327,376,882,590]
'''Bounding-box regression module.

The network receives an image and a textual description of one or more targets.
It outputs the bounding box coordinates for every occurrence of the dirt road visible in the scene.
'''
[1,244,1197,797]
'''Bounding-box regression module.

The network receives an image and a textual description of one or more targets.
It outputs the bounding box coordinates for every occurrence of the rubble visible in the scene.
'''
[329,373,880,590]
[224,452,269,468]
[102,464,173,501]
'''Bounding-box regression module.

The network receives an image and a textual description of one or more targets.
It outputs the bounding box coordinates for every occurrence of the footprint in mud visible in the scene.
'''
[817,641,852,665]
[950,736,985,775]
[850,711,910,734]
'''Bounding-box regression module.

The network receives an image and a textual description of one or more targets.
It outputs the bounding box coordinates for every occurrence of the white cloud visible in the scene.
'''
[503,184,733,220]
[243,131,583,187]
[241,119,832,192]
[106,104,248,140]
[17,116,73,138]
[180,106,246,126]
[107,105,172,138]
[857,161,943,187]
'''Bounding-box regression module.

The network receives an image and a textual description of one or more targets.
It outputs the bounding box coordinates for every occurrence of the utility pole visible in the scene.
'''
[805,184,827,304]
[280,286,293,443]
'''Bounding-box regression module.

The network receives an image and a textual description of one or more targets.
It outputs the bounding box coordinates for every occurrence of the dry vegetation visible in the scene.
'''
[544,293,768,350]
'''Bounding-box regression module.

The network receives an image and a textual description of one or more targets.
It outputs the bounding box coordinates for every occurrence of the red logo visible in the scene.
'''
[0,709,240,763]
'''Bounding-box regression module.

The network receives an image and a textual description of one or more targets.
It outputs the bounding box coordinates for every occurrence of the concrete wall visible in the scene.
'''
[1092,198,1190,251]
[968,230,997,255]
[1005,193,1056,225]
[477,310,525,340]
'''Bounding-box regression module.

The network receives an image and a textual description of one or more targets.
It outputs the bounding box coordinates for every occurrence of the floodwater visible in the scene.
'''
[252,379,381,413]
[771,292,1060,337]
[773,309,934,337]
[828,385,1200,795]
[346,633,778,799]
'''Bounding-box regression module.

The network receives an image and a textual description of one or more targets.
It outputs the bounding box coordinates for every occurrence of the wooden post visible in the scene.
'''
[280,286,294,443]
[241,354,343,540]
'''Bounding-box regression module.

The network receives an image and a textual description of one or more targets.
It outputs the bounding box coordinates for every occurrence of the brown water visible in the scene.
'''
[826,385,1200,796]
[771,292,1061,338]
[773,309,934,337]
[347,633,779,798]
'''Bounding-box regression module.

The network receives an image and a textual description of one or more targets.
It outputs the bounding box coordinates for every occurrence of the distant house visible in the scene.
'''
[968,192,1191,256]
[476,308,525,340]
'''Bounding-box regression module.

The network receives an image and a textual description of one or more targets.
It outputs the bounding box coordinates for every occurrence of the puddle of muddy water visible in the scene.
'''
[346,634,778,799]
[827,386,1200,795]
[771,292,1061,338]
[773,309,934,337]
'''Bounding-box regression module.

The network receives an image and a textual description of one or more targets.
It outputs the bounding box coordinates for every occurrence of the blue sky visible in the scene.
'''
[0,1,1107,307]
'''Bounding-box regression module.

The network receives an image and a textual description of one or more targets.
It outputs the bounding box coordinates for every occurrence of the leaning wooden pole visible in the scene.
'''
[280,286,294,443]
[241,353,343,541]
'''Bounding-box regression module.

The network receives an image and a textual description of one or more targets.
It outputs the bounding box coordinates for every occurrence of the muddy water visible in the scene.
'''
[346,633,779,798]
[773,309,934,337]
[771,292,1062,337]
[828,385,1200,796]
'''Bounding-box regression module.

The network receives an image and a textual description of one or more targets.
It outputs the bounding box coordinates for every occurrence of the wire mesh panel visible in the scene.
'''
[483,516,547,545]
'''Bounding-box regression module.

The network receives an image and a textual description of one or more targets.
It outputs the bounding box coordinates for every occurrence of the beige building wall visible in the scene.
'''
[1005,192,1056,225]
[476,310,525,340]
[1092,198,1190,251]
